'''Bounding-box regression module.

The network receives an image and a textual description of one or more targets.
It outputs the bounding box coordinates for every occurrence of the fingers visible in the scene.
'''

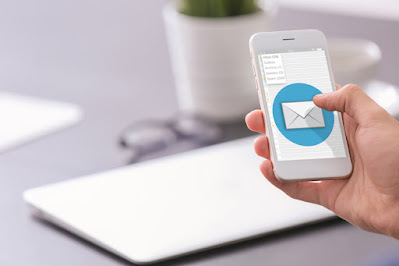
[259,160,348,211]
[259,160,323,205]
[254,136,270,159]
[313,84,384,125]
[247,111,270,159]
[245,110,265,134]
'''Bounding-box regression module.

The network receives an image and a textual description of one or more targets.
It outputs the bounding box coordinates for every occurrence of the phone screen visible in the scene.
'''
[258,49,347,161]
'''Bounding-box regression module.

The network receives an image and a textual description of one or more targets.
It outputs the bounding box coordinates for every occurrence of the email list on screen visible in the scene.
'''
[258,50,347,161]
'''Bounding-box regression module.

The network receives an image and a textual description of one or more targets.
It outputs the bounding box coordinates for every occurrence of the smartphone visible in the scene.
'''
[249,29,352,182]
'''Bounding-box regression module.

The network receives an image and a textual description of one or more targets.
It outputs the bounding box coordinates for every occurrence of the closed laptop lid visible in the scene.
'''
[23,136,334,264]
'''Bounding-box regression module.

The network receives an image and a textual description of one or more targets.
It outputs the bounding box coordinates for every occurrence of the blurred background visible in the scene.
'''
[1,0,399,265]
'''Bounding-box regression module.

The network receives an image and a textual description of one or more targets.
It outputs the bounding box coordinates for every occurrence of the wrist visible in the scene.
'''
[380,202,399,240]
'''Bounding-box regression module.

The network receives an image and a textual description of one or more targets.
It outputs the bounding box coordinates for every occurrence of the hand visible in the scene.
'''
[245,84,399,239]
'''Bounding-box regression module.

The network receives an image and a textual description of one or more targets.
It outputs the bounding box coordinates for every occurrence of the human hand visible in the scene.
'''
[245,84,399,239]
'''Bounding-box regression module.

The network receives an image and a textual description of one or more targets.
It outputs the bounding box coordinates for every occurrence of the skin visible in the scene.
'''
[245,84,399,239]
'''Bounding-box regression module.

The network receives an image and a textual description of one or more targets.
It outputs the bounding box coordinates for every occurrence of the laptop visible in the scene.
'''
[23,136,334,264]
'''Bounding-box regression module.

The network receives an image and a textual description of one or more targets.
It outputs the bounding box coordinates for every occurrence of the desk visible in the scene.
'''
[1,1,399,265]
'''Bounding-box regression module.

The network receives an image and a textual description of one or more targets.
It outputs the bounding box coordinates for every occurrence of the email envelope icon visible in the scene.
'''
[281,101,325,129]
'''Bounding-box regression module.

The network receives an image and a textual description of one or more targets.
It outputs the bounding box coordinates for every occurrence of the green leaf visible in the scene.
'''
[178,0,259,17]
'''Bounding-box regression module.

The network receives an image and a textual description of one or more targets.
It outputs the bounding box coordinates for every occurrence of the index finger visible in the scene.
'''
[245,110,265,134]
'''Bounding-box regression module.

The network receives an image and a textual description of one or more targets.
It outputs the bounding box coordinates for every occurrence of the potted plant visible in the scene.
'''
[163,0,277,122]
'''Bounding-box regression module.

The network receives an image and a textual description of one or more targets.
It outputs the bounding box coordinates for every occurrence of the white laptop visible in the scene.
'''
[24,136,334,264]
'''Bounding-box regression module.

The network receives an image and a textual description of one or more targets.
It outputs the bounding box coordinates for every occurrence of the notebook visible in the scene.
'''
[0,92,82,152]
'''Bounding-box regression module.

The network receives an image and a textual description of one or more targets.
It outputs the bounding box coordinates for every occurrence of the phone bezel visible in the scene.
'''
[249,29,352,182]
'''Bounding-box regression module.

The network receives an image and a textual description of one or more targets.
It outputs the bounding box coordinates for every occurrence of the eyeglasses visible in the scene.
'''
[120,113,224,163]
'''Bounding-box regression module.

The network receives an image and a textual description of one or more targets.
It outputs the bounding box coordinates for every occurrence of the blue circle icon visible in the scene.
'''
[272,83,334,146]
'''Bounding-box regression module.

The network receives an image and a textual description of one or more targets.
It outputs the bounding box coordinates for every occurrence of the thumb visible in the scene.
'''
[313,84,382,124]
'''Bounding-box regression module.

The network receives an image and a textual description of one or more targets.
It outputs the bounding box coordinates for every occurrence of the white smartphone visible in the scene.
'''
[249,29,352,182]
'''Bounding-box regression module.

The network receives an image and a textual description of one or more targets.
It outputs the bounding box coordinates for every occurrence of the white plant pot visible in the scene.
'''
[163,2,275,122]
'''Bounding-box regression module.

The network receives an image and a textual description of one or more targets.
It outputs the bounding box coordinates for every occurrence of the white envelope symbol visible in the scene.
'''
[281,101,325,129]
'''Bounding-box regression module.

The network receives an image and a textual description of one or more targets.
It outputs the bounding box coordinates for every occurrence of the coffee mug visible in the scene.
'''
[328,38,382,89]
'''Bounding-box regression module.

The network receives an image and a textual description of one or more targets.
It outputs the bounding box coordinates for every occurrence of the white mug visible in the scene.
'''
[328,38,382,89]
